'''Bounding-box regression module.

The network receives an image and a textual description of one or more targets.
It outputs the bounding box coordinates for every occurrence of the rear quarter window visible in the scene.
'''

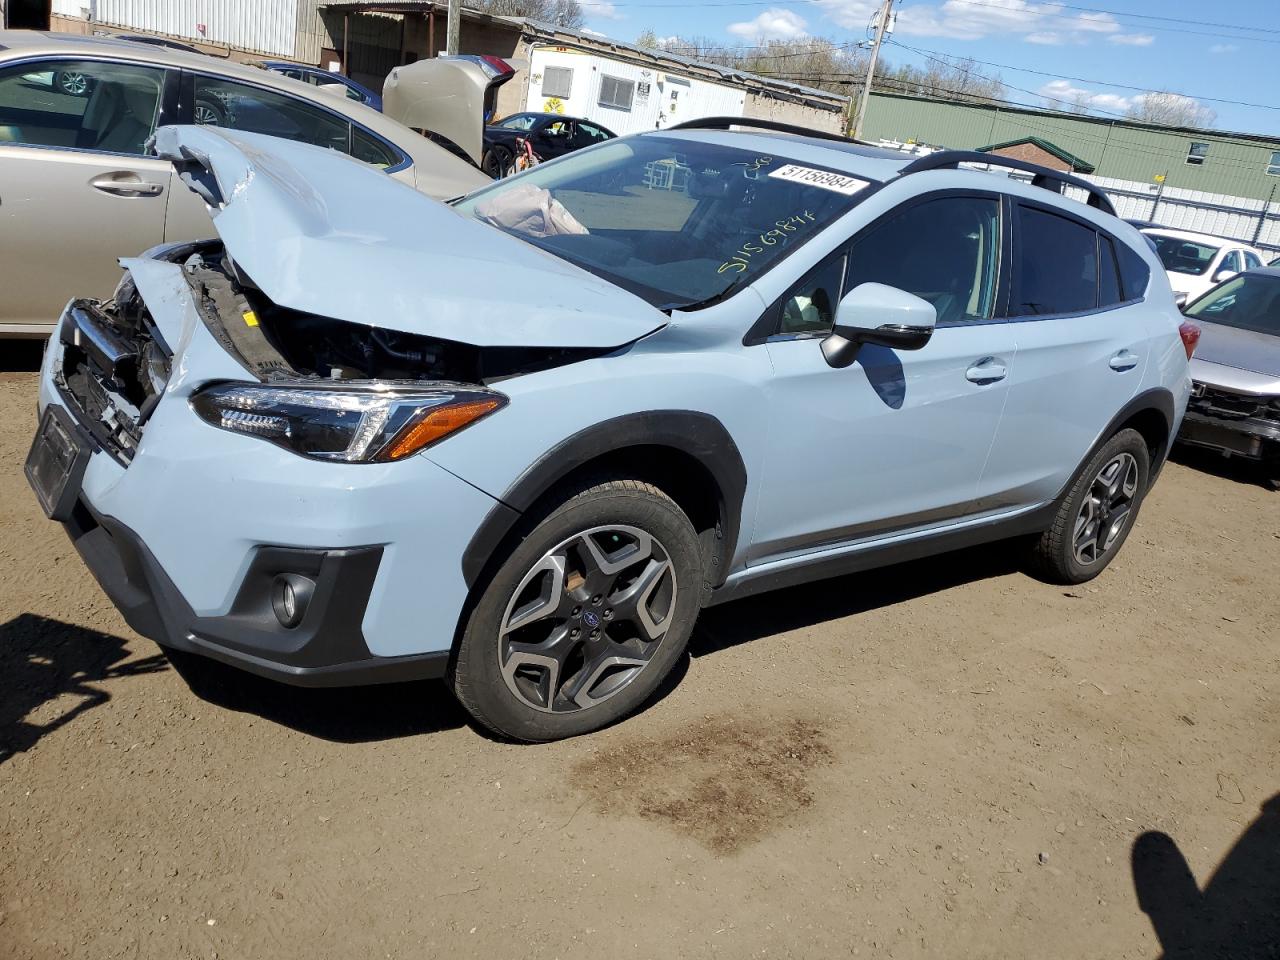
[1114,238,1152,301]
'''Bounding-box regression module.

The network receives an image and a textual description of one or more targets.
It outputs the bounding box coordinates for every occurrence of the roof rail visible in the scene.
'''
[897,150,1117,215]
[665,116,857,146]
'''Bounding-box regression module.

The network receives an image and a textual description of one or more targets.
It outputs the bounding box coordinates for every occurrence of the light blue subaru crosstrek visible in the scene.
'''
[26,118,1196,741]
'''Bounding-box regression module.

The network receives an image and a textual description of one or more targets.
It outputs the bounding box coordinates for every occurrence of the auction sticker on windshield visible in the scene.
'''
[768,164,870,196]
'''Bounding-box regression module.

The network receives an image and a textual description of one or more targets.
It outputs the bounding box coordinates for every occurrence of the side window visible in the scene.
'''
[1099,235,1123,307]
[0,59,166,155]
[541,66,573,99]
[351,126,403,169]
[1011,205,1097,317]
[779,254,846,336]
[1222,251,1244,274]
[192,75,350,153]
[598,75,635,111]
[1243,251,1263,270]
[1115,239,1151,301]
[843,195,1001,324]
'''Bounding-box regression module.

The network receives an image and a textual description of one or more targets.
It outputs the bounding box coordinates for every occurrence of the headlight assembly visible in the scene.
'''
[190,382,505,462]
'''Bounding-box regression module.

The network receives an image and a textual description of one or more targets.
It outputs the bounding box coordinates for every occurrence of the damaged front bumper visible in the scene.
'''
[29,265,504,685]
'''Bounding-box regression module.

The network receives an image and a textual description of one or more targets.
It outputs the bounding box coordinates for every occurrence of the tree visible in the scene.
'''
[470,0,585,30]
[1126,92,1216,129]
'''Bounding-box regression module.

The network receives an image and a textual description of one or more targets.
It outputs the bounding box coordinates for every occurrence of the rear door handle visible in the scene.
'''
[1109,350,1140,372]
[965,357,1008,384]
[89,172,164,197]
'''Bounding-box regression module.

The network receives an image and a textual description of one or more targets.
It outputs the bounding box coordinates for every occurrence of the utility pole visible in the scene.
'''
[446,0,461,55]
[853,0,893,141]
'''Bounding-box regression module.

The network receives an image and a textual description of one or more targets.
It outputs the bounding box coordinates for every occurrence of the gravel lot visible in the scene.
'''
[2,345,1278,959]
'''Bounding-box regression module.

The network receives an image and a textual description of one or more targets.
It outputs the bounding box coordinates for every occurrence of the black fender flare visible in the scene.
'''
[460,410,747,590]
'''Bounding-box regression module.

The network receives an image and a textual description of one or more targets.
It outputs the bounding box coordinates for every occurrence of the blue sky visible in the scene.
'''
[575,0,1280,136]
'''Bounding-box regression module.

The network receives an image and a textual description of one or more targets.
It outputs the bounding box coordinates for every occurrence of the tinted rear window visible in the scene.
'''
[1011,206,1098,317]
[1115,239,1151,301]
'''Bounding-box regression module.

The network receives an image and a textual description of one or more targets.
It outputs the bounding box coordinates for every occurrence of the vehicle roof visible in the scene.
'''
[655,128,913,182]
[0,31,410,138]
[1141,226,1259,249]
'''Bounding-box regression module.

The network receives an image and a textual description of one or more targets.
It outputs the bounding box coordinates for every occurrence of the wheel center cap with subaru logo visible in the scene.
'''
[583,610,600,628]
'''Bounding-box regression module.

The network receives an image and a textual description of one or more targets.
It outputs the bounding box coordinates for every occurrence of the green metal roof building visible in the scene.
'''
[862,92,1280,203]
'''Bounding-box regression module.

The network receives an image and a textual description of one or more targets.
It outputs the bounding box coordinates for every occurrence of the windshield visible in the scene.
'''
[496,114,539,131]
[1147,233,1220,276]
[453,135,874,309]
[1184,274,1280,336]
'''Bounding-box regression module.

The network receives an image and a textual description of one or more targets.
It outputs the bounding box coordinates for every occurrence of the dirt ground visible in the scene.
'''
[2,345,1278,960]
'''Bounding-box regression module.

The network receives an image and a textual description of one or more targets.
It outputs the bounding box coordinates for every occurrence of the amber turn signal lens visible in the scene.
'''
[383,398,504,460]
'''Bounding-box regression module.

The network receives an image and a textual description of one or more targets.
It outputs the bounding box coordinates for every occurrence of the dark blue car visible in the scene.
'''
[259,62,382,112]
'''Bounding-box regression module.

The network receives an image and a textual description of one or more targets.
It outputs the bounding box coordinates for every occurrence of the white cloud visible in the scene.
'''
[1040,78,1136,113]
[815,0,1122,45]
[727,8,808,41]
[1209,43,1238,54]
[587,1,623,20]
[1108,33,1154,46]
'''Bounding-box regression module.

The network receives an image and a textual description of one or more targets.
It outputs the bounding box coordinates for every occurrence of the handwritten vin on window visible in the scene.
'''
[718,211,818,275]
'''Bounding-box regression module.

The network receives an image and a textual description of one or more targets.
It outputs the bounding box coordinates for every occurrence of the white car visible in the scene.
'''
[1141,227,1267,306]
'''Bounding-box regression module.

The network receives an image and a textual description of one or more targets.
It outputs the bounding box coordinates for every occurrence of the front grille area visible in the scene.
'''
[55,297,169,464]
[1189,383,1272,421]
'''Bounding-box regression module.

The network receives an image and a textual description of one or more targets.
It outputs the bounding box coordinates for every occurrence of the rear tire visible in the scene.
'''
[1029,428,1150,584]
[452,479,703,742]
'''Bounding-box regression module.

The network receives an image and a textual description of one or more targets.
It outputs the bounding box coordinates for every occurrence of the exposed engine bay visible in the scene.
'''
[179,243,608,386]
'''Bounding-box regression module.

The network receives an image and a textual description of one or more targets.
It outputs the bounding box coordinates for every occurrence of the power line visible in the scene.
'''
[888,39,1280,113]
[943,0,1280,40]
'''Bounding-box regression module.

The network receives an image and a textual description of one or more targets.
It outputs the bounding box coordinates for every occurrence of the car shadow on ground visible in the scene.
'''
[1132,793,1280,959]
[0,613,168,765]
[164,649,475,743]
[1170,444,1277,491]
[691,541,1022,658]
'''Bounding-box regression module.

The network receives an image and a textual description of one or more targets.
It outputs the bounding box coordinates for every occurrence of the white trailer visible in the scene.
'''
[522,45,746,135]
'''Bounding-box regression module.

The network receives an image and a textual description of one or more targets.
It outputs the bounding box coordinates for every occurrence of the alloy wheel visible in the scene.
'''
[58,72,88,96]
[1073,452,1139,565]
[193,102,222,125]
[498,524,678,713]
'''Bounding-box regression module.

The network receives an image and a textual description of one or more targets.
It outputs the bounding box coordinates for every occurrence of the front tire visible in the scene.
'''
[1029,428,1151,584]
[452,479,703,742]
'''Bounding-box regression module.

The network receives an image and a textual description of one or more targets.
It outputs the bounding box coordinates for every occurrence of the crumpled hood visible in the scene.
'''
[150,125,668,349]
[1192,318,1280,384]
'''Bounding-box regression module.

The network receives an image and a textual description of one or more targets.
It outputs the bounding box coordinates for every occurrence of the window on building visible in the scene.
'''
[1010,205,1098,316]
[598,75,635,111]
[1185,142,1209,165]
[541,66,572,99]
[1268,150,1280,177]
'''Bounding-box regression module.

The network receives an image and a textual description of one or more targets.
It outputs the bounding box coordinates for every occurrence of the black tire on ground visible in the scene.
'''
[480,145,510,179]
[1028,427,1151,585]
[451,478,704,742]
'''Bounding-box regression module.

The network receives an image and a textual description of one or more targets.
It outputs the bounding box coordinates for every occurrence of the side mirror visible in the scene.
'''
[1173,291,1189,309]
[1213,269,1236,284]
[822,282,937,369]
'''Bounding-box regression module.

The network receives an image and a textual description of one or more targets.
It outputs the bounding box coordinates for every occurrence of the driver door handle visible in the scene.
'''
[89,172,164,197]
[965,357,1008,384]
